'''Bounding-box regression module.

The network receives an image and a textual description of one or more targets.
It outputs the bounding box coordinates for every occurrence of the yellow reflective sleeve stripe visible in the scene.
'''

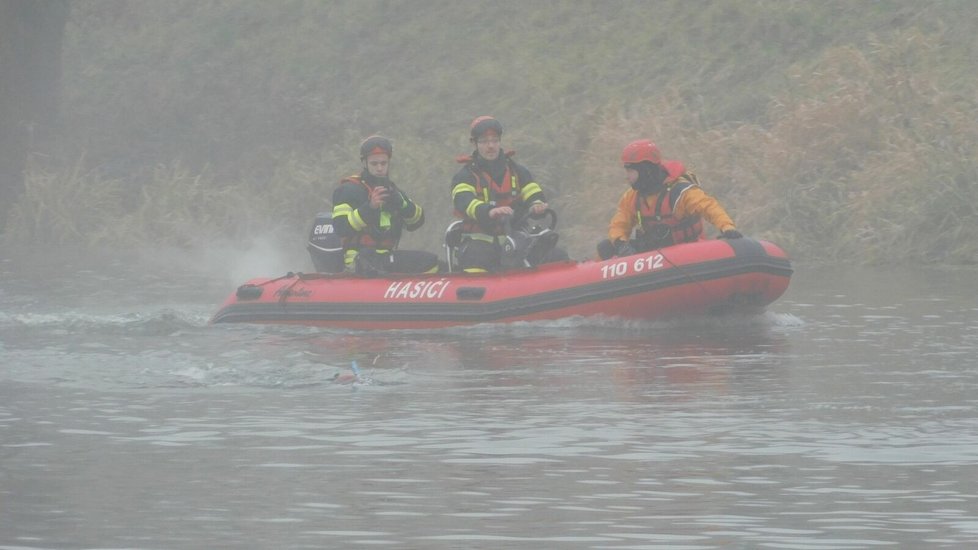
[333,203,352,217]
[453,183,485,220]
[465,200,485,220]
[404,204,423,225]
[452,183,477,198]
[520,181,543,202]
[350,208,368,231]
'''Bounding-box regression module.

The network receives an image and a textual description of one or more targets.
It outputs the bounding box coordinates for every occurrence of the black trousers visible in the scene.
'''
[457,239,502,272]
[355,249,440,275]
[459,238,569,273]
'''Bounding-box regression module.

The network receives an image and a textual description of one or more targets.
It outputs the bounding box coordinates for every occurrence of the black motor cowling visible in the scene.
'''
[306,212,344,273]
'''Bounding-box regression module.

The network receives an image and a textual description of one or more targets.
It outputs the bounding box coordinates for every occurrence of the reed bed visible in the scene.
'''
[6,25,977,266]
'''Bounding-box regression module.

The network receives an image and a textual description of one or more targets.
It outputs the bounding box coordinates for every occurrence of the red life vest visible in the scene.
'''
[455,152,521,235]
[339,175,401,251]
[635,161,704,249]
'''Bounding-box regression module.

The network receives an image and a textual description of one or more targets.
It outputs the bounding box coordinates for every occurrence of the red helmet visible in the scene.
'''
[359,135,393,160]
[470,116,503,141]
[621,139,662,165]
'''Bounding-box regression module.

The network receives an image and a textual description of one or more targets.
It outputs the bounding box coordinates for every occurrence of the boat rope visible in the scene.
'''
[277,273,305,304]
[252,272,298,287]
[296,271,331,281]
[658,248,719,303]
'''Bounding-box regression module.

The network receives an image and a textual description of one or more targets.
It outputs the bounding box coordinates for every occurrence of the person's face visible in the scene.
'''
[365,153,389,178]
[625,166,639,185]
[475,133,501,160]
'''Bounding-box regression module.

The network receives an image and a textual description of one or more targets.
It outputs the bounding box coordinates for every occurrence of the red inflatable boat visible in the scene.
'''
[211,238,792,329]
[210,237,792,330]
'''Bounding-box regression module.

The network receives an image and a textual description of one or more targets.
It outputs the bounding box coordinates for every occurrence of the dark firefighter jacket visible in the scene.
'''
[331,173,424,252]
[450,151,545,239]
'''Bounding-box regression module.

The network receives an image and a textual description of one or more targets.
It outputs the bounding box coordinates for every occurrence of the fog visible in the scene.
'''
[4,1,978,267]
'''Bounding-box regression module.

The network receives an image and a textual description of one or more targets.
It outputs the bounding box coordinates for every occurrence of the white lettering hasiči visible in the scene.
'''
[384,279,451,300]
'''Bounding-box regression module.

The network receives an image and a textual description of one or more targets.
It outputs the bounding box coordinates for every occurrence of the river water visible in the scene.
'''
[2,245,977,549]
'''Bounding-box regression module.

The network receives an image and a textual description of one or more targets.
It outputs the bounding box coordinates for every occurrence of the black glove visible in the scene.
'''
[615,240,637,257]
[721,229,743,239]
[383,189,405,211]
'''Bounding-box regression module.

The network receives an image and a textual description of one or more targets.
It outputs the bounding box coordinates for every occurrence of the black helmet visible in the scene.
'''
[469,116,503,142]
[359,135,393,160]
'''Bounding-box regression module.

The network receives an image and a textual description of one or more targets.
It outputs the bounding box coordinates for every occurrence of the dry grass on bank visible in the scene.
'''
[6,30,977,266]
[567,29,978,265]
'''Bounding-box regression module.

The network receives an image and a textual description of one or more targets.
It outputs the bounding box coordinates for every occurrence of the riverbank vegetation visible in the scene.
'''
[5,1,977,265]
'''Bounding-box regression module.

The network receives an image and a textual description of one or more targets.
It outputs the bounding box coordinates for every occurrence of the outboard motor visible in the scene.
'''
[306,212,344,273]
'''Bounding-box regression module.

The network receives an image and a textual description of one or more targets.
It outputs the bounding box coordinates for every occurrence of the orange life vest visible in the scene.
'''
[635,162,704,249]
[455,152,521,236]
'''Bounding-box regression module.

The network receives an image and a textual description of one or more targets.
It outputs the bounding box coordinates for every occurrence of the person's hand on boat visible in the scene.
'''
[615,239,637,257]
[489,206,514,219]
[368,185,389,209]
[721,229,743,239]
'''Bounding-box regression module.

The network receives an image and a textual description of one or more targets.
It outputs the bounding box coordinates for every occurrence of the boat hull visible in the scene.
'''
[211,238,792,329]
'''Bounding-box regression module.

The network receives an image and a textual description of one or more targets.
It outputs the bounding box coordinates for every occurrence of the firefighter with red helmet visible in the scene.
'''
[450,116,568,272]
[597,139,742,260]
[330,135,440,275]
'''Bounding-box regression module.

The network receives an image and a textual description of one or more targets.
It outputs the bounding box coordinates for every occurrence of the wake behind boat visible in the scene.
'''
[210,237,792,330]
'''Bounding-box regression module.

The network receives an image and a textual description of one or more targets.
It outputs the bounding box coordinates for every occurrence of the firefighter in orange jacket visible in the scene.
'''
[331,135,440,275]
[597,139,743,260]
[450,116,567,272]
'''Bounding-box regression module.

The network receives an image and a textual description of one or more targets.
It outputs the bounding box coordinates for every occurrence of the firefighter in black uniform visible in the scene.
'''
[450,116,567,272]
[331,135,440,275]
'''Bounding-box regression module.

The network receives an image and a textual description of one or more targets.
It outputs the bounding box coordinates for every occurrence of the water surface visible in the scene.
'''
[2,247,977,548]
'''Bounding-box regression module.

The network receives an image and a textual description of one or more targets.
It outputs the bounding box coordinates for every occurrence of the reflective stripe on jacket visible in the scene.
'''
[451,153,544,238]
[331,174,423,253]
